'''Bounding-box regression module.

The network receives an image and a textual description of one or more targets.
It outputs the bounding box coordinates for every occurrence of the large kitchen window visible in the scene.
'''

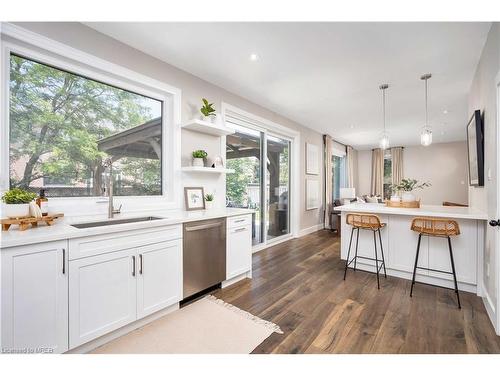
[383,150,392,199]
[332,154,347,200]
[8,53,163,197]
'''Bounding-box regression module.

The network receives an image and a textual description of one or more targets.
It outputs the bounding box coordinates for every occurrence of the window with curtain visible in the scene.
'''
[383,151,392,199]
[332,154,346,200]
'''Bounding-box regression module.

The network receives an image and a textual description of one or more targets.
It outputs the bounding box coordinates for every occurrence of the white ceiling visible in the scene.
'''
[85,22,491,149]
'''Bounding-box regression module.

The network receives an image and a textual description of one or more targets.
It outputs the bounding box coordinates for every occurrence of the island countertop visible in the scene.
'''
[334,203,488,220]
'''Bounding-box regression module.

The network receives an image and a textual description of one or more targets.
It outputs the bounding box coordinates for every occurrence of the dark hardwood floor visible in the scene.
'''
[213,230,500,354]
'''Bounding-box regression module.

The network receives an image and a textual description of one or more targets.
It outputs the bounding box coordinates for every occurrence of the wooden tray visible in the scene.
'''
[385,200,420,208]
[1,213,64,231]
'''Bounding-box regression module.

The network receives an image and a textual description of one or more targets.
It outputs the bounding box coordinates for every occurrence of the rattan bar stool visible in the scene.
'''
[343,213,387,289]
[410,217,461,308]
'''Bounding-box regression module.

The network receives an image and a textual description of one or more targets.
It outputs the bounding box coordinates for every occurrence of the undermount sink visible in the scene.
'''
[71,216,163,229]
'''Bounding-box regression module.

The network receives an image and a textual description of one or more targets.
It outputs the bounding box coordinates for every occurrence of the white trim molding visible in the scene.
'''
[0,23,182,215]
[297,224,324,238]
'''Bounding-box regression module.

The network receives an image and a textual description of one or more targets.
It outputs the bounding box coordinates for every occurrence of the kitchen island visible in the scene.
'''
[334,203,488,294]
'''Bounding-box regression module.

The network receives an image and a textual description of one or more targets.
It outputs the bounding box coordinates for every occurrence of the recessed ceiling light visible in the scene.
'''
[443,109,448,114]
[349,124,355,129]
[249,53,259,61]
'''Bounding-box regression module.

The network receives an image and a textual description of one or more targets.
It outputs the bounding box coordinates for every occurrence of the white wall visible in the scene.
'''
[356,141,469,205]
[4,22,325,232]
[468,22,499,323]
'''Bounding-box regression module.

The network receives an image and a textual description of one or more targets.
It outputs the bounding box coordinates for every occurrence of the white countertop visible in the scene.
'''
[333,203,488,220]
[0,208,255,249]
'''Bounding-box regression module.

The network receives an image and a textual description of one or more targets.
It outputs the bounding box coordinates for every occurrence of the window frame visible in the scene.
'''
[1,25,182,212]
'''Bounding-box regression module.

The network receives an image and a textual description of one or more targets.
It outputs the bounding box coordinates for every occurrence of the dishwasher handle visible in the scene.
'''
[185,222,223,232]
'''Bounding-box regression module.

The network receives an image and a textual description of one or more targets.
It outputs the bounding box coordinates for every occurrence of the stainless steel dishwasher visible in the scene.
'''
[183,218,226,299]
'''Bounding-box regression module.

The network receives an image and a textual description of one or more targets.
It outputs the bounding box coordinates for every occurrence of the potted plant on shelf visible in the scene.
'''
[200,98,216,123]
[204,193,214,210]
[391,178,431,202]
[1,188,37,218]
[192,150,208,167]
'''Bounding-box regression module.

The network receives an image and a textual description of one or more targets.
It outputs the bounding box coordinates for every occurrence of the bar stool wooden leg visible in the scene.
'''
[353,228,360,271]
[447,236,461,309]
[410,233,422,298]
[344,227,355,280]
[373,230,380,289]
[378,229,387,278]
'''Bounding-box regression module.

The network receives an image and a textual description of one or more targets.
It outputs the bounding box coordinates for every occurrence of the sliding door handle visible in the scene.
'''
[132,256,136,277]
[139,254,143,275]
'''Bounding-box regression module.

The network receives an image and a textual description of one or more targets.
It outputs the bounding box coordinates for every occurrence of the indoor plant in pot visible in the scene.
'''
[1,188,37,218]
[204,193,214,210]
[392,178,431,202]
[200,98,216,123]
[192,150,208,167]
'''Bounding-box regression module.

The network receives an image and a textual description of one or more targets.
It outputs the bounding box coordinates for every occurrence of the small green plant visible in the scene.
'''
[192,150,208,159]
[1,188,37,204]
[200,98,216,117]
[391,178,431,192]
[204,193,214,202]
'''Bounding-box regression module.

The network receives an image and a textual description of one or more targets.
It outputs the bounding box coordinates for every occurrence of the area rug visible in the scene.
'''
[91,295,283,354]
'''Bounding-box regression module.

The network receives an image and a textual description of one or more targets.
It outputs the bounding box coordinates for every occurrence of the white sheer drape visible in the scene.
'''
[323,135,333,228]
[370,148,384,196]
[391,147,404,186]
[346,146,355,188]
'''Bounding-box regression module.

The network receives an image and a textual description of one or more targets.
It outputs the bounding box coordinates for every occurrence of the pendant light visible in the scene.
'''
[420,73,433,146]
[379,83,390,150]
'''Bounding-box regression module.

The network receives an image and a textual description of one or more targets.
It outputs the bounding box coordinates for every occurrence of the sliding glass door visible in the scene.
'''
[226,124,264,245]
[266,134,290,241]
[226,122,292,246]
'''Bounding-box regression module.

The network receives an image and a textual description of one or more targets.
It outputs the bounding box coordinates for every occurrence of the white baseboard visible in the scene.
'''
[297,223,324,238]
[222,271,251,288]
[66,303,179,353]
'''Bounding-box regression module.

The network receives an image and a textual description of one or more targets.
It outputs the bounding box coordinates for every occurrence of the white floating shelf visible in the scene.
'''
[181,166,235,174]
[182,119,235,137]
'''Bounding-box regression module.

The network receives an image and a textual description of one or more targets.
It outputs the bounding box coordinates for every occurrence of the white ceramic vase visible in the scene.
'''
[390,195,400,202]
[401,192,416,202]
[205,201,213,210]
[192,158,204,167]
[3,203,30,218]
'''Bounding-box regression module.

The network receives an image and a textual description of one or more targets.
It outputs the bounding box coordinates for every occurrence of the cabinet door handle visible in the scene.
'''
[234,227,247,233]
[132,256,136,277]
[234,219,245,223]
[139,254,143,275]
[62,248,66,274]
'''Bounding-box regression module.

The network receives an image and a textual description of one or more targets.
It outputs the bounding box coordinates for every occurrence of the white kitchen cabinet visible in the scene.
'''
[69,248,137,349]
[136,239,182,319]
[226,217,252,279]
[1,240,68,354]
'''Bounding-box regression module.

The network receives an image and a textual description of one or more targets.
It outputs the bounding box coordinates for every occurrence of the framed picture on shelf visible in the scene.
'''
[306,143,319,175]
[184,187,205,211]
[306,178,319,210]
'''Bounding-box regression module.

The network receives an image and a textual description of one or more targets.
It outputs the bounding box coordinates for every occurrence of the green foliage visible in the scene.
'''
[204,193,214,201]
[226,157,259,206]
[391,178,431,192]
[9,55,161,196]
[192,150,208,159]
[1,188,37,204]
[200,98,216,117]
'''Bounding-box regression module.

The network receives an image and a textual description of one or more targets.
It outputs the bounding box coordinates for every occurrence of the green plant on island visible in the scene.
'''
[192,150,208,159]
[1,188,37,204]
[391,178,431,193]
[204,193,214,202]
[200,98,216,118]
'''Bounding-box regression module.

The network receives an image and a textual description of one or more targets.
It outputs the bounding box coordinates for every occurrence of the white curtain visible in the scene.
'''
[370,148,384,196]
[323,135,333,228]
[346,146,355,188]
[391,147,404,186]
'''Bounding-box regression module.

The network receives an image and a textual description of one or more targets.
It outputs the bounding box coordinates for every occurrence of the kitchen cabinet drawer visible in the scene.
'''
[69,224,182,260]
[226,224,252,279]
[227,214,252,229]
[1,240,68,354]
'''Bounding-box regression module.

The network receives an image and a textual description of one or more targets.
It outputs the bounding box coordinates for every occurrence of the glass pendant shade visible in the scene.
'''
[420,126,432,146]
[379,131,390,150]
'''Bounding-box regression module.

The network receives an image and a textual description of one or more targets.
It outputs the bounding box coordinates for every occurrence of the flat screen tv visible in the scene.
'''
[466,109,484,186]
